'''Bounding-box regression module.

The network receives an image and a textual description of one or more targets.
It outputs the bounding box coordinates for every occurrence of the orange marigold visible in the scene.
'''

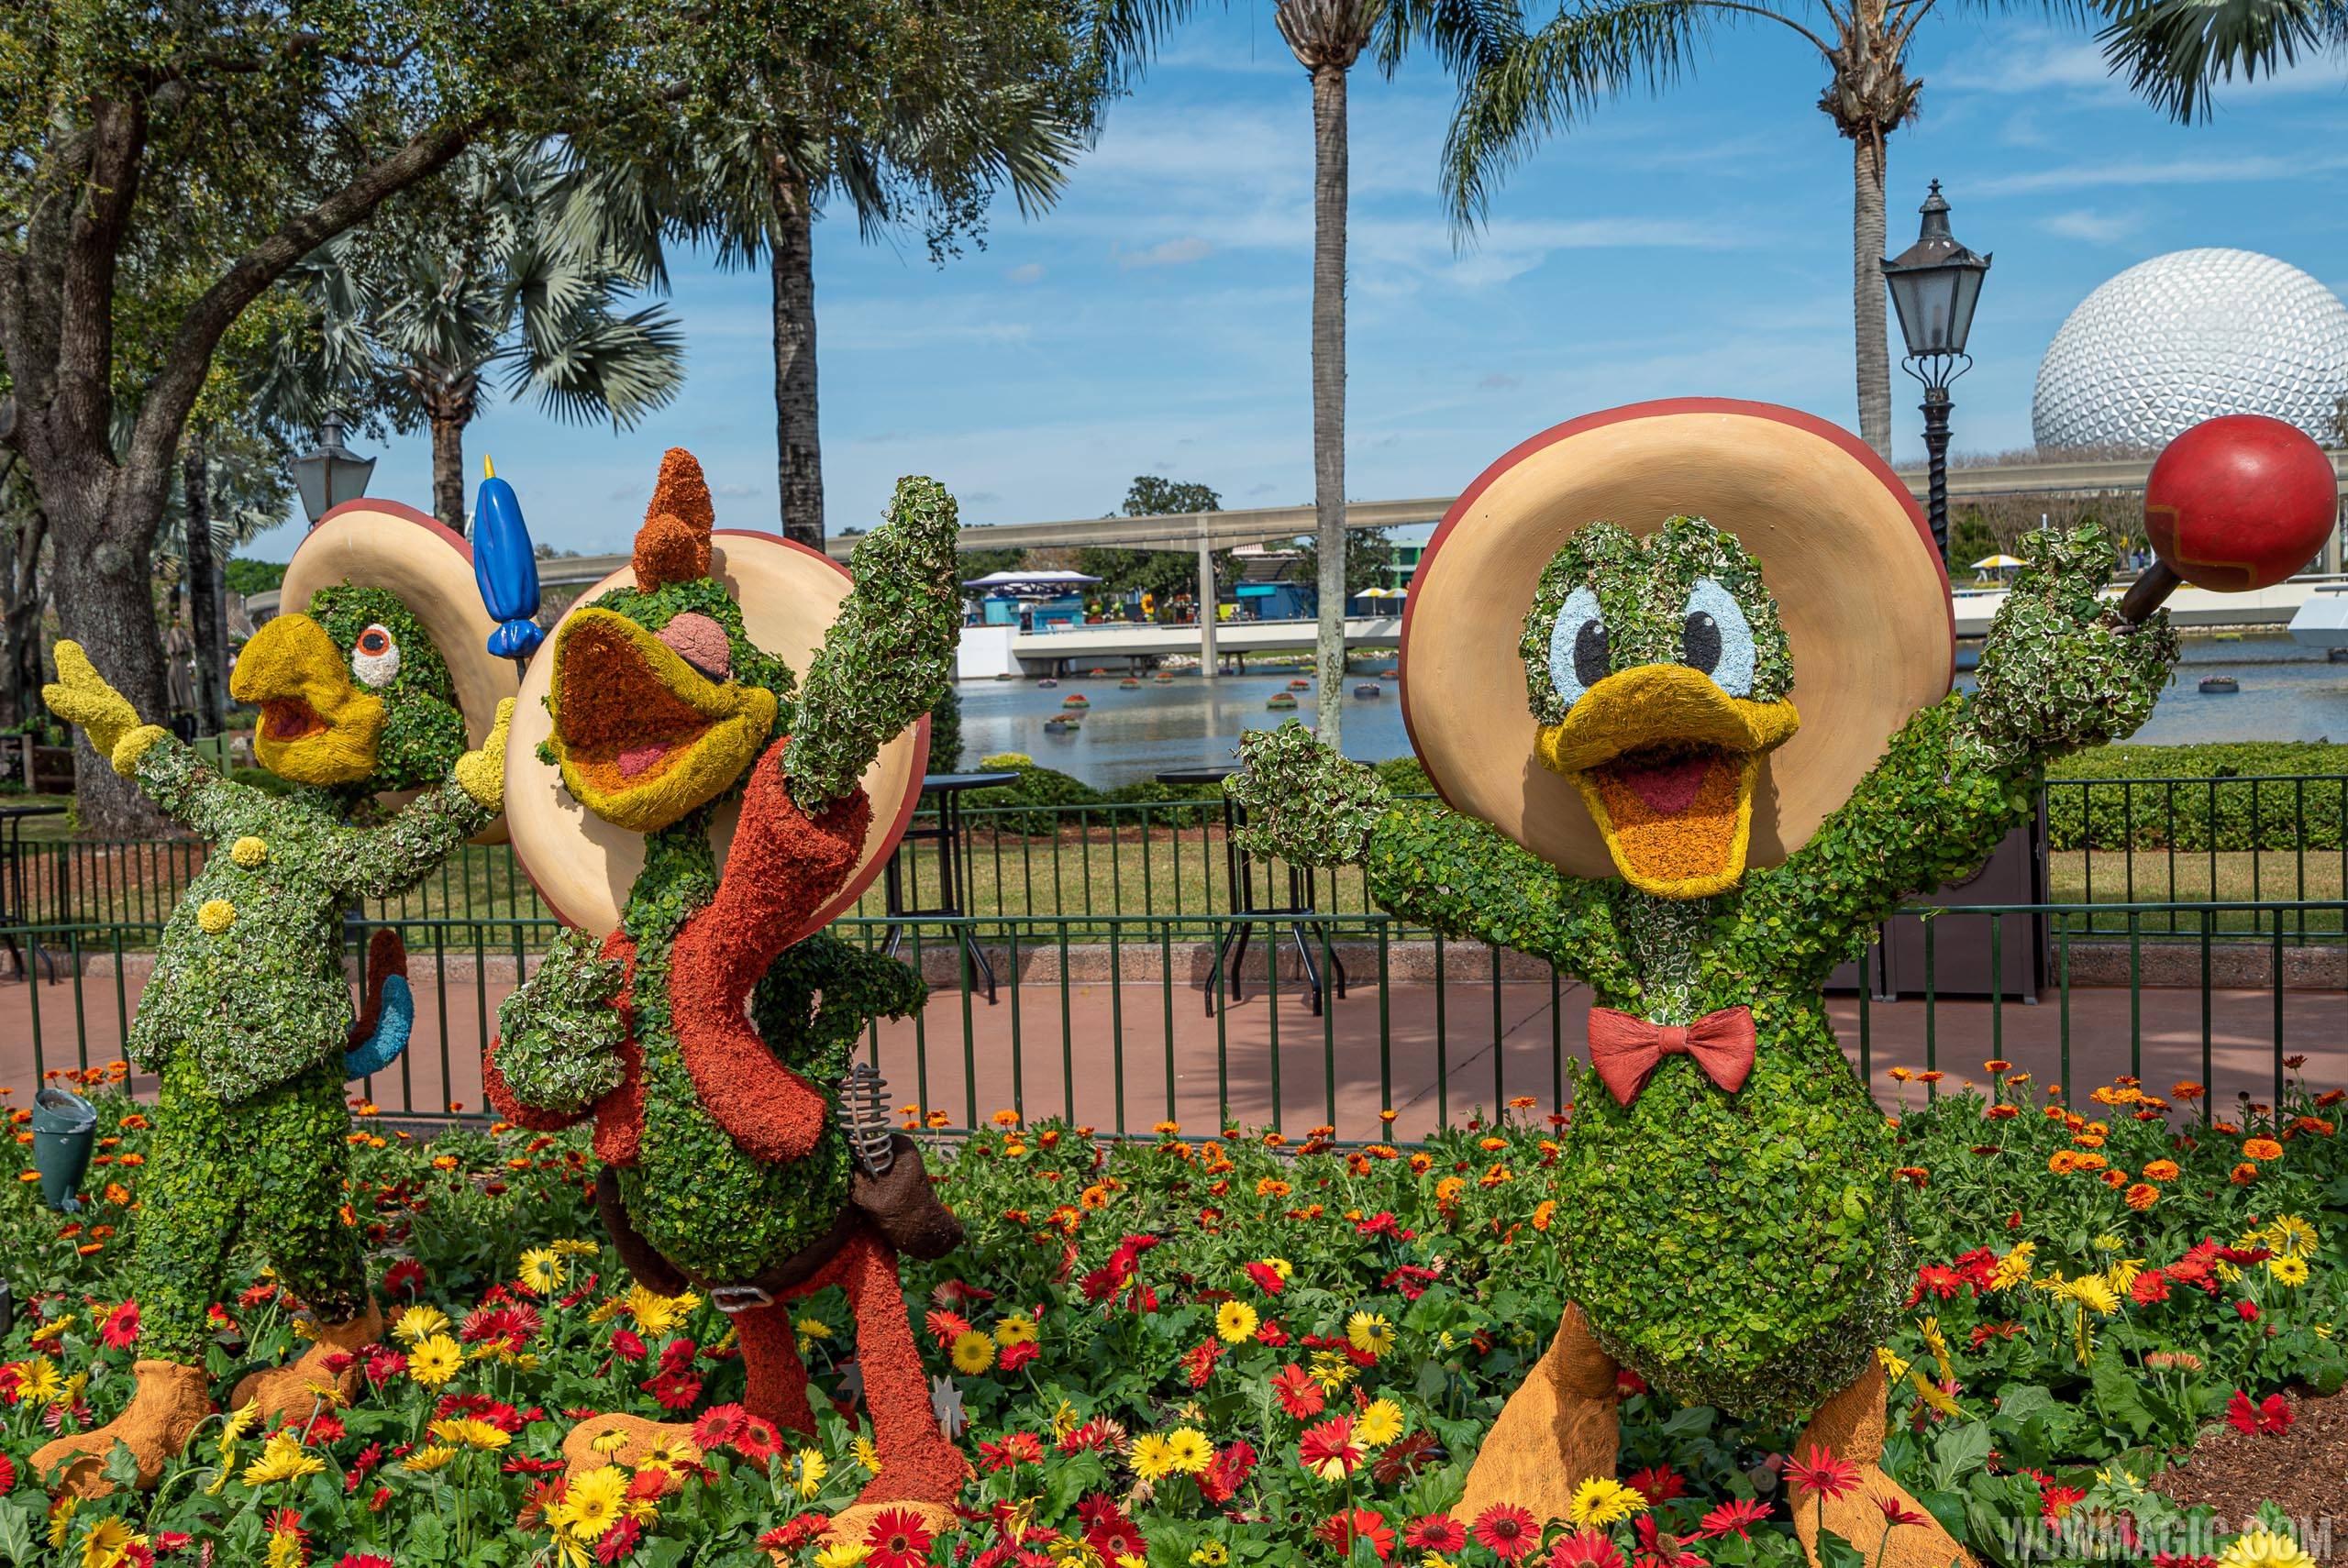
[2231,1163,2259,1185]
[2243,1138,2284,1162]
[2123,1183,2157,1210]
[2142,1160,2180,1181]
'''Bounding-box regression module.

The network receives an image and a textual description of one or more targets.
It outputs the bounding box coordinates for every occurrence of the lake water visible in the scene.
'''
[954,634,2347,789]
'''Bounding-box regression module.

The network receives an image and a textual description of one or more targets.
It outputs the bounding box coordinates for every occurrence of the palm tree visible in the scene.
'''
[2095,0,2346,121]
[1444,0,1933,458]
[1282,0,1509,746]
[282,140,687,532]
[621,0,1197,549]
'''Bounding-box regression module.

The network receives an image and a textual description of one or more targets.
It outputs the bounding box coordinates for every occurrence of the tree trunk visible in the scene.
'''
[182,432,227,734]
[770,167,824,550]
[431,409,469,534]
[3,504,49,731]
[1309,61,1349,747]
[1852,133,1892,461]
[45,488,172,832]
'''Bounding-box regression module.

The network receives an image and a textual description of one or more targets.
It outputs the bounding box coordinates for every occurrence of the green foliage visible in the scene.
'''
[135,1052,367,1362]
[928,683,964,775]
[127,738,491,1103]
[614,812,851,1281]
[1970,528,2177,767]
[222,559,288,597]
[788,477,961,812]
[1228,722,1390,868]
[1517,518,1793,725]
[0,1079,2341,1562]
[2043,742,2348,851]
[495,930,629,1117]
[1119,476,1222,517]
[307,584,470,792]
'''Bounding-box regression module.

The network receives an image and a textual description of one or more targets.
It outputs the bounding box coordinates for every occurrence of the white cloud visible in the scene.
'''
[1005,262,1047,284]
[2041,207,2143,242]
[1974,149,2348,195]
[1115,236,1214,269]
[713,481,760,499]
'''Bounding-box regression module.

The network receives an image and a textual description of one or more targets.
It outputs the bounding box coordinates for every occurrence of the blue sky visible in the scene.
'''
[242,4,2348,563]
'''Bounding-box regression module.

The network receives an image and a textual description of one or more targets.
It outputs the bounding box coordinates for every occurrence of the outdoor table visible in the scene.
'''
[1156,765,1346,1018]
[881,771,1020,1003]
[0,803,66,982]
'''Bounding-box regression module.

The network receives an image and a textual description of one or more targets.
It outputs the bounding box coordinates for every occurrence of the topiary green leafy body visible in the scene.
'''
[1235,525,2178,1421]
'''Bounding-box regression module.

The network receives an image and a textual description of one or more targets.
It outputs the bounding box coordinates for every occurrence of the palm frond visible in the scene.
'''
[2095,0,2344,121]
[1442,0,1716,227]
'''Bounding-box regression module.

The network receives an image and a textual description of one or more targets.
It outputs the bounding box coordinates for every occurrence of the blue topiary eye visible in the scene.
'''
[1682,578,1755,696]
[1546,587,1607,707]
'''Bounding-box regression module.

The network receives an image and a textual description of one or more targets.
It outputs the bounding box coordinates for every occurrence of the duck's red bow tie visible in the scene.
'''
[1587,1005,1755,1107]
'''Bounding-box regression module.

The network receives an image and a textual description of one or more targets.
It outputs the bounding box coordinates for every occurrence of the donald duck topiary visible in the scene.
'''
[483,450,968,1541]
[1231,400,2182,1568]
[32,503,517,1496]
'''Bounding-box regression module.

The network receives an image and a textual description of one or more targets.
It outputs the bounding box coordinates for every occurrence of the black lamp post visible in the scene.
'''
[292,415,377,525]
[1881,181,1992,565]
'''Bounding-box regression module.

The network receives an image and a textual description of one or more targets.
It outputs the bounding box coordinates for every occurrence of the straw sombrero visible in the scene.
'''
[280,499,518,838]
[503,530,930,941]
[1399,399,1952,880]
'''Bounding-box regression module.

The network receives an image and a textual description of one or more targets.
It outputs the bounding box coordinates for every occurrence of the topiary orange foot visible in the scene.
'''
[31,1360,214,1497]
[1454,1302,1620,1529]
[229,1298,383,1422]
[1789,1364,1974,1568]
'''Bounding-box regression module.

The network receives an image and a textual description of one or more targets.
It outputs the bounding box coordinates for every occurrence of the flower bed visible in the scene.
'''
[0,1063,2341,1567]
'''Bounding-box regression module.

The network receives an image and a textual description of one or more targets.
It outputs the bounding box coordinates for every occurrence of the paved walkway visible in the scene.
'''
[2,963,2333,1139]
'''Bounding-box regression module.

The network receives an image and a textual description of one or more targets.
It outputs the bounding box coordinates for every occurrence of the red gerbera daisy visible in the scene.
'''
[1624,1465,1685,1504]
[1695,1497,1770,1540]
[1403,1515,1468,1552]
[1298,1416,1363,1480]
[1471,1503,1540,1563]
[1270,1364,1324,1419]
[1544,1529,1626,1568]
[98,1300,139,1350]
[1785,1444,1862,1502]
[1316,1508,1395,1562]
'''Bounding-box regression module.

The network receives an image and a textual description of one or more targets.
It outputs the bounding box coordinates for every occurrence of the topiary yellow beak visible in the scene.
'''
[1534,664,1799,900]
[233,614,386,786]
[547,607,777,833]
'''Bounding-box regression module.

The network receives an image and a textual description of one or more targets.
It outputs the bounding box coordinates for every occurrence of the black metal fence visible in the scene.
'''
[4,900,2335,1144]
[7,775,2344,944]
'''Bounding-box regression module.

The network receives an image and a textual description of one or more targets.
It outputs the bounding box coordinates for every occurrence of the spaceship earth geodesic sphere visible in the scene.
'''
[2031,248,2348,451]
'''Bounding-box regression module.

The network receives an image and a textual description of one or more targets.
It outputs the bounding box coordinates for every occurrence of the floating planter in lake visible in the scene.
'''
[1119,678,1140,690]
[2198,675,2240,694]
[1063,693,1090,709]
[1153,670,1175,682]
[1045,715,1080,734]
[1286,678,1311,690]
[1267,692,1297,711]
[1353,683,1381,699]
[1037,677,1058,689]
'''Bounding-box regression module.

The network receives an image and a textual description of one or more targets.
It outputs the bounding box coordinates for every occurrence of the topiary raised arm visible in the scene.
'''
[785,476,963,813]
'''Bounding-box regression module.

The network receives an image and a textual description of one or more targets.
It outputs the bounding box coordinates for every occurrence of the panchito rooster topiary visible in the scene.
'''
[31,514,515,1496]
[482,449,968,1542]
[1229,402,2179,1568]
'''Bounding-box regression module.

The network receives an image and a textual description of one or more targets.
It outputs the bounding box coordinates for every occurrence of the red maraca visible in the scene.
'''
[2120,414,2340,621]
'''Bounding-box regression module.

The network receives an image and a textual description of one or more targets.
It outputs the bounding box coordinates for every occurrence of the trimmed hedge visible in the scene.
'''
[947,745,2348,851]
[2043,742,2348,852]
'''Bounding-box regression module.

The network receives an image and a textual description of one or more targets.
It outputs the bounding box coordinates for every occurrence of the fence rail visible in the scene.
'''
[9,774,2347,946]
[3,900,2336,1145]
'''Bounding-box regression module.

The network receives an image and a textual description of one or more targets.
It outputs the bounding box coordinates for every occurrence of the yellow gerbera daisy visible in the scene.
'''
[401,1443,458,1474]
[240,1432,326,1486]
[2270,1256,2311,1287]
[1345,1311,1395,1357]
[951,1331,997,1375]
[78,1516,140,1568]
[407,1333,465,1388]
[549,1463,627,1541]
[994,1314,1038,1347]
[516,1247,566,1297]
[792,1448,829,1500]
[814,1544,871,1568]
[392,1304,451,1344]
[1130,1432,1178,1482]
[1567,1476,1647,1528]
[2219,1529,2316,1568]
[428,1417,512,1451]
[1163,1427,1214,1474]
[853,1434,883,1474]
[1354,1398,1405,1446]
[1214,1300,1258,1344]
